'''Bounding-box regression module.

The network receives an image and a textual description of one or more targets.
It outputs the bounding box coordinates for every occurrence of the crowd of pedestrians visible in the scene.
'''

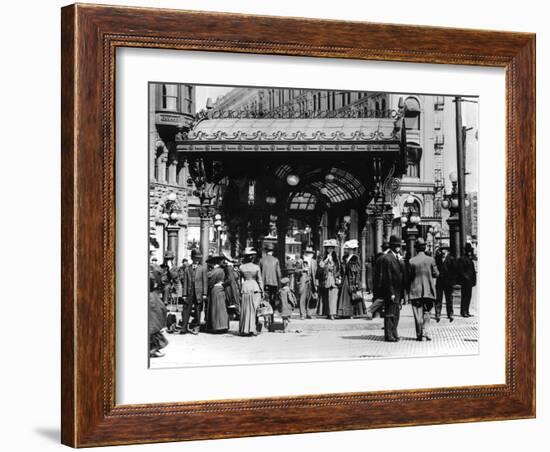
[148,236,476,356]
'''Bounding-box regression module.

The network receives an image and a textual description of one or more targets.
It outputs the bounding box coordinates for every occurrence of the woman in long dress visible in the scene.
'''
[239,248,263,336]
[318,240,340,320]
[206,256,229,333]
[224,261,241,319]
[337,240,362,318]
[149,274,168,358]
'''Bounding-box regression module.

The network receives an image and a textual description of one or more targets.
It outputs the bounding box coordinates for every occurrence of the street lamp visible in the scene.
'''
[401,195,421,257]
[441,171,469,256]
[324,173,335,183]
[157,192,185,262]
[265,195,277,205]
[304,225,312,247]
[286,174,300,186]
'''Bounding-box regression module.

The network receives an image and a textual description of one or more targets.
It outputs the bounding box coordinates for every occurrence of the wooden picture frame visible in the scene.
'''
[61,3,535,447]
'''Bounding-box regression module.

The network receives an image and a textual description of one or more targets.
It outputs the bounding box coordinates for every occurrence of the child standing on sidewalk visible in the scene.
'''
[278,277,296,333]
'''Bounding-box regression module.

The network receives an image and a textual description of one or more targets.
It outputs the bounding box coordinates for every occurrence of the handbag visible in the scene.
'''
[256,300,274,317]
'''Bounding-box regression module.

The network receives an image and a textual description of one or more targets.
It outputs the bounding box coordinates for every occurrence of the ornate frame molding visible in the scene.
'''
[61,4,535,447]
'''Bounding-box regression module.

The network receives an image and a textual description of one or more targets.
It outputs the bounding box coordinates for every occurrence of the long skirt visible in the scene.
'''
[321,287,339,316]
[337,281,354,317]
[207,285,229,332]
[239,292,260,334]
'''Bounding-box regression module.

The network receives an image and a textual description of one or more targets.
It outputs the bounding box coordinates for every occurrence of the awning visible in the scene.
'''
[176,117,402,153]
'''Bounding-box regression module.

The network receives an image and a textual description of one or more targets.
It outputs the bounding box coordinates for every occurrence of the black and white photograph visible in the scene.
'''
[148,83,479,368]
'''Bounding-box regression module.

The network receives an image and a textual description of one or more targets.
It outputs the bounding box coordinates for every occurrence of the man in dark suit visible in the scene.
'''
[367,242,389,319]
[377,235,405,342]
[180,251,208,334]
[435,245,458,322]
[260,243,282,324]
[297,246,318,319]
[408,238,439,341]
[458,243,477,317]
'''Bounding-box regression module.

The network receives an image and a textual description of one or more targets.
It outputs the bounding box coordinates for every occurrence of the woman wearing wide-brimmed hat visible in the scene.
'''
[239,247,264,335]
[205,255,229,333]
[337,239,362,318]
[318,239,340,320]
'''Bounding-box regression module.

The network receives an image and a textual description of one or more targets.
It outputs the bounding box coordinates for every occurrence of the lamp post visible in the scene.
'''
[401,195,421,258]
[304,225,312,247]
[441,171,470,257]
[157,192,185,262]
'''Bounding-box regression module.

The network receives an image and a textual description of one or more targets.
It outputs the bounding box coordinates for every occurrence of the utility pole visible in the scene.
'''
[455,96,467,257]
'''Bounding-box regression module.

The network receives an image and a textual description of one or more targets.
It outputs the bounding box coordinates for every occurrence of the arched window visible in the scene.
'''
[404,97,421,129]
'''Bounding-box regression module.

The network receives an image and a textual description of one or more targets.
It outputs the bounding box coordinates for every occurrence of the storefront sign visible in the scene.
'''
[155,112,194,128]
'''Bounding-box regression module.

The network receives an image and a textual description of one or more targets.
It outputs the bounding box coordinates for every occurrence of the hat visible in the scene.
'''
[323,239,338,247]
[389,235,401,247]
[244,247,257,256]
[344,239,359,249]
[464,242,473,253]
[163,250,175,259]
[281,277,290,285]
[415,237,426,249]
[206,255,225,265]
[304,246,315,254]
[264,243,275,251]
[381,241,390,251]
[191,250,202,258]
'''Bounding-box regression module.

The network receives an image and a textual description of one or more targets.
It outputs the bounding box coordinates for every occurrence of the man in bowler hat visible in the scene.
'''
[180,250,208,334]
[376,235,405,342]
[458,243,477,317]
[435,244,458,322]
[408,238,439,341]
[368,241,390,319]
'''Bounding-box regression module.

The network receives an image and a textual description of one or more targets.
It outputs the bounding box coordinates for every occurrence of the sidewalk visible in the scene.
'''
[151,301,478,368]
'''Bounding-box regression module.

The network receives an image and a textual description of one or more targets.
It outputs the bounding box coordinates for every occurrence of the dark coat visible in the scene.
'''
[224,266,241,308]
[260,254,282,287]
[149,290,167,335]
[438,253,459,288]
[458,254,477,287]
[182,263,208,300]
[372,252,386,299]
[206,267,229,331]
[337,254,361,316]
[408,251,439,300]
[149,263,163,288]
[159,263,178,290]
[376,251,405,300]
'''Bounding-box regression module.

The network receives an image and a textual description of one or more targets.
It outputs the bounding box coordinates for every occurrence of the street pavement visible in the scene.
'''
[150,295,478,369]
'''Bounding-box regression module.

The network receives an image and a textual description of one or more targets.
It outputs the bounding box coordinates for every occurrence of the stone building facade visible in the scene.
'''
[148,83,478,265]
[149,83,197,263]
